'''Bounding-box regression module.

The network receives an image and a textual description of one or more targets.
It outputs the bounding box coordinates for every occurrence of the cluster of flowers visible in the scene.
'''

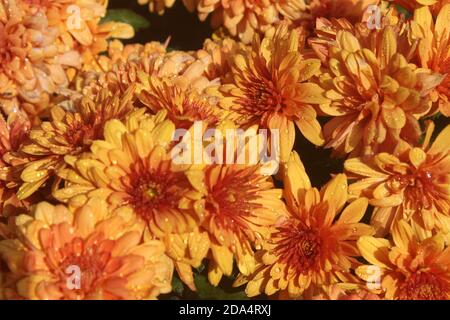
[0,0,449,300]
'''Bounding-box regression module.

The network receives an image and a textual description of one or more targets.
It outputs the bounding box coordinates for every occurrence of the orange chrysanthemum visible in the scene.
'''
[53,111,209,290]
[16,87,136,200]
[345,123,450,235]
[138,77,222,129]
[196,133,287,285]
[357,219,450,300]
[310,21,443,156]
[216,23,328,162]
[76,42,217,101]
[27,0,134,66]
[0,198,173,300]
[183,0,308,43]
[0,0,80,119]
[235,152,373,298]
[410,4,450,116]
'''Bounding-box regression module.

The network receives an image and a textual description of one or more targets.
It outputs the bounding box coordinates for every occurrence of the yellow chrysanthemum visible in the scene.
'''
[310,21,443,157]
[410,4,450,116]
[215,23,328,162]
[53,111,209,290]
[16,87,136,200]
[0,198,173,300]
[138,0,176,14]
[357,219,450,300]
[0,0,80,119]
[345,123,450,235]
[183,0,308,43]
[235,152,373,298]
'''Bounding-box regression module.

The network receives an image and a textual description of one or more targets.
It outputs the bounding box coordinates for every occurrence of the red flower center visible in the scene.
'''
[388,168,438,210]
[398,272,448,300]
[273,220,321,274]
[204,167,264,236]
[125,159,190,223]
[236,73,285,122]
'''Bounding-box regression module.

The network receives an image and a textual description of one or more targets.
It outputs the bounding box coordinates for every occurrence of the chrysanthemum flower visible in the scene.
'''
[53,111,208,290]
[138,77,221,129]
[91,40,168,73]
[0,0,80,119]
[357,219,450,300]
[310,21,443,156]
[183,0,308,43]
[138,0,176,14]
[77,43,216,101]
[388,0,450,17]
[196,133,287,286]
[410,4,450,116]
[0,198,173,299]
[216,23,328,162]
[16,87,136,200]
[235,152,373,298]
[345,123,450,235]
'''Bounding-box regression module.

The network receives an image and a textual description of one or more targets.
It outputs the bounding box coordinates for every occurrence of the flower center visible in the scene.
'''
[237,74,285,120]
[125,160,189,224]
[53,237,112,296]
[204,167,264,238]
[273,221,321,274]
[388,169,436,210]
[64,120,97,151]
[144,185,159,200]
[398,272,448,300]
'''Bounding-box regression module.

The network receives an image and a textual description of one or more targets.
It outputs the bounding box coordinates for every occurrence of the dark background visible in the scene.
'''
[109,0,213,50]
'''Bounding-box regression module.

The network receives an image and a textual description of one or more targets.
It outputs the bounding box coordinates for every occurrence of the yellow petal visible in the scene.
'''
[429,124,450,154]
[283,151,311,206]
[339,198,368,224]
[321,173,348,213]
[295,117,324,146]
[357,236,392,268]
[382,107,406,129]
[391,220,415,251]
[409,148,426,168]
[211,242,234,276]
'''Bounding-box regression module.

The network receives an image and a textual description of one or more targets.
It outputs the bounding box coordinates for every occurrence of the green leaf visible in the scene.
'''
[194,274,249,300]
[101,9,150,31]
[394,5,412,19]
[172,275,185,296]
